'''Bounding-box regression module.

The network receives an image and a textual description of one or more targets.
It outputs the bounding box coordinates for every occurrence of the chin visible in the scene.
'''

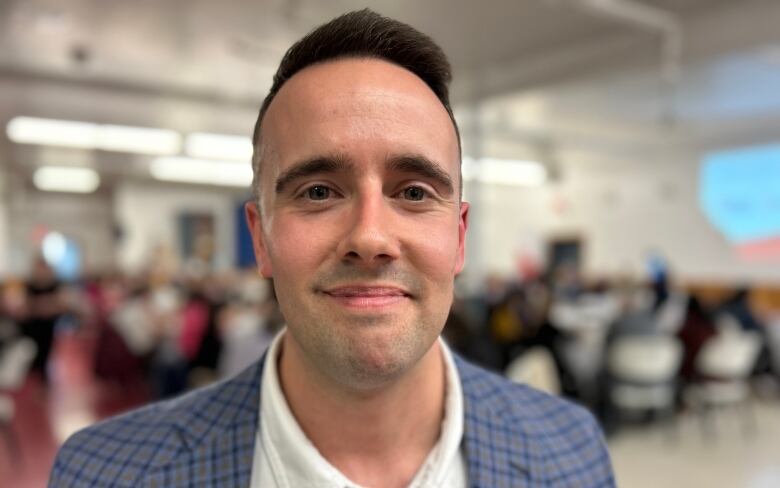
[341,356,410,391]
[289,310,441,389]
[339,331,435,389]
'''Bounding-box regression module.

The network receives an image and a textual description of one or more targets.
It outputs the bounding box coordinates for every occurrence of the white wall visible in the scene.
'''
[464,144,780,285]
[4,180,246,277]
[6,185,115,277]
[114,181,244,274]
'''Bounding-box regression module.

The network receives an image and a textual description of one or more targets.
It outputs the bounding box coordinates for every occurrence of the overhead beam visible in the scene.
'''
[454,0,780,104]
[0,63,264,111]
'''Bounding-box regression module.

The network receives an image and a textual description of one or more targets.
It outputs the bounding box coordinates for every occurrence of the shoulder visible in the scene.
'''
[458,356,594,425]
[49,360,263,487]
[49,397,182,486]
[455,356,615,486]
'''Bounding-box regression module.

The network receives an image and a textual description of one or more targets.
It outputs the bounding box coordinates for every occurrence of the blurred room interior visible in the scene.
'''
[1,0,780,486]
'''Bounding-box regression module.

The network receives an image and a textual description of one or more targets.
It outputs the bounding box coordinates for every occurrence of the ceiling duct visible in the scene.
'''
[574,0,683,120]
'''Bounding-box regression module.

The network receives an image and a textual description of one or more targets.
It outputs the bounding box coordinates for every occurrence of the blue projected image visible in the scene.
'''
[700,144,780,245]
[42,232,82,281]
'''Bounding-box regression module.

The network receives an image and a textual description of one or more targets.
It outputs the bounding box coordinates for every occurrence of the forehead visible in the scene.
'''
[260,58,460,176]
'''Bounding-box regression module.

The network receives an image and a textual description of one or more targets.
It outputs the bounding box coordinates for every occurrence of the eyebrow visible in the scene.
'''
[387,154,454,197]
[274,155,354,194]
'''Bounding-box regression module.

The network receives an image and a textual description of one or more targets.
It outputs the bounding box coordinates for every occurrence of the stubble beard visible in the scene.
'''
[284,300,441,392]
[277,265,450,392]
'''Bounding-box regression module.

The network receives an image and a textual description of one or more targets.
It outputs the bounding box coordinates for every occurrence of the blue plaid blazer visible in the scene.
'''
[50,355,614,487]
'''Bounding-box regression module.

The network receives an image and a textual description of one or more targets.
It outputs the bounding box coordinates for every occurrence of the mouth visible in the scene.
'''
[320,285,412,310]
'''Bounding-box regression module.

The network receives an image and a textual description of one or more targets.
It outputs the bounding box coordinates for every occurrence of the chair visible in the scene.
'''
[550,299,614,405]
[606,335,683,434]
[655,292,688,334]
[0,338,37,388]
[714,313,742,334]
[505,347,561,396]
[766,316,780,377]
[0,338,38,463]
[686,328,761,438]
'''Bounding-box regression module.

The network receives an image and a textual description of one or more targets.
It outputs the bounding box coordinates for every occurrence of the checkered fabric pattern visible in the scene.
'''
[50,353,614,487]
[49,361,262,487]
[455,356,614,487]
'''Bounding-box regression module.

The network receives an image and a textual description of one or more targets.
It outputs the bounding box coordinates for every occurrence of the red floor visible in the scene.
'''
[0,330,150,487]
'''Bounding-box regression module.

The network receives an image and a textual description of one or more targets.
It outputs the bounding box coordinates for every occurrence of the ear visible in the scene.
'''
[454,201,469,275]
[244,201,273,278]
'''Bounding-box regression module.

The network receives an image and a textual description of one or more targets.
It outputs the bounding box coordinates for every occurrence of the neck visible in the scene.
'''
[278,333,446,488]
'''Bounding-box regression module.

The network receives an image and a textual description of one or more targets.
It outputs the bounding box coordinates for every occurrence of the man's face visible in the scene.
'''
[246,58,468,389]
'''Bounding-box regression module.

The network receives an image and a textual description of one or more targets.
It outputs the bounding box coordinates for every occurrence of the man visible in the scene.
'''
[50,10,614,487]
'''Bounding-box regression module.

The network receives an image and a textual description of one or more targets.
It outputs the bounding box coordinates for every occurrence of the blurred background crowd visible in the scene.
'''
[3,253,778,430]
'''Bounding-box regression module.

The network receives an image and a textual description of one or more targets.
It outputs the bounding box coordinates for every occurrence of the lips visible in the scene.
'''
[321,285,411,309]
[324,286,409,297]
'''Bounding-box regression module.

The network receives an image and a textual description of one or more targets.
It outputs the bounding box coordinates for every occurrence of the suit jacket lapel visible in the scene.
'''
[457,355,538,487]
[145,357,266,486]
[143,351,557,486]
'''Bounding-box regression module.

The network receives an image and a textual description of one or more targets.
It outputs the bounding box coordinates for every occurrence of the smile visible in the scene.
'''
[321,286,412,310]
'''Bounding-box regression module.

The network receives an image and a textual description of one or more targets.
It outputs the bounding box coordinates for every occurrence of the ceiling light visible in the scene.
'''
[7,116,181,155]
[185,132,253,161]
[98,124,181,155]
[150,157,252,187]
[8,117,96,148]
[33,166,100,193]
[462,157,548,186]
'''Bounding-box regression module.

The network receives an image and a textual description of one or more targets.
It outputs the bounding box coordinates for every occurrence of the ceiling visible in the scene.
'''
[0,0,739,101]
[1,0,779,186]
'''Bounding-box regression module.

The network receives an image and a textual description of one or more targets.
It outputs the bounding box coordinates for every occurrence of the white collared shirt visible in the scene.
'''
[250,330,468,487]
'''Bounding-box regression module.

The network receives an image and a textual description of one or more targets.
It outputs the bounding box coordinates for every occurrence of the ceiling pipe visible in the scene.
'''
[578,0,678,32]
[576,0,681,80]
[574,0,683,119]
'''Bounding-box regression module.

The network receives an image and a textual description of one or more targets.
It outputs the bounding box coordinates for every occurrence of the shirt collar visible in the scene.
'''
[259,329,464,487]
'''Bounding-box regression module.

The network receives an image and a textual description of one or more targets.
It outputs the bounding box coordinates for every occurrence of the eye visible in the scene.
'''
[305,185,331,200]
[402,186,427,201]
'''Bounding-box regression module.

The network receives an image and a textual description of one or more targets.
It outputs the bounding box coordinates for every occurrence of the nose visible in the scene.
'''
[337,192,400,266]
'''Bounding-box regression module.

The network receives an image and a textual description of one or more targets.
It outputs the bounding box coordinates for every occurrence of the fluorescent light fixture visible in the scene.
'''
[98,124,181,155]
[150,157,252,187]
[8,117,96,148]
[462,157,548,186]
[185,132,253,161]
[33,166,100,193]
[7,116,181,155]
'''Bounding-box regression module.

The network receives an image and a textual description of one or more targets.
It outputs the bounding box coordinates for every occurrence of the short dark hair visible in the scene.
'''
[250,8,459,204]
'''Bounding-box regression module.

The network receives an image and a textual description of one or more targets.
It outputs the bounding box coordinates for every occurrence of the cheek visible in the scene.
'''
[407,224,461,279]
[267,218,332,278]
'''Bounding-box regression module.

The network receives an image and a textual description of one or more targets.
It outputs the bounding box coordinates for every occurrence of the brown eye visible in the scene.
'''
[307,185,331,200]
[403,186,426,201]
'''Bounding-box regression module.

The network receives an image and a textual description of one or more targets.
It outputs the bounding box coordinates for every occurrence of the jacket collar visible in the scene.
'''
[456,355,537,485]
[165,351,534,486]
[164,356,264,485]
